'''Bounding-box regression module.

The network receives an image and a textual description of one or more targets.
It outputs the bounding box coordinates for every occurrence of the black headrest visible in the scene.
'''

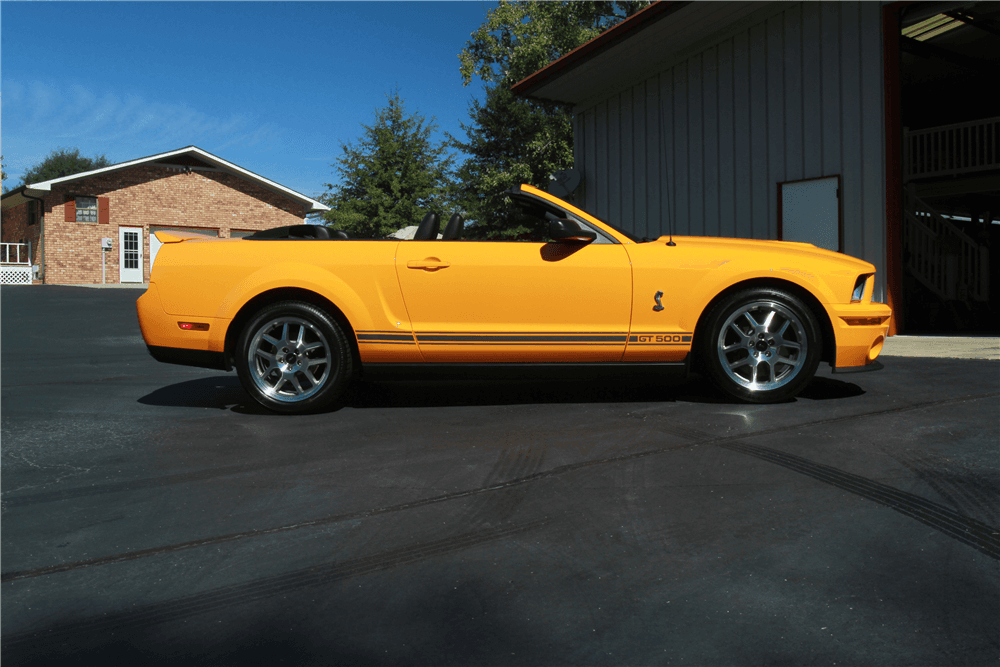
[414,212,440,240]
[442,213,464,240]
[311,225,331,239]
[288,224,319,239]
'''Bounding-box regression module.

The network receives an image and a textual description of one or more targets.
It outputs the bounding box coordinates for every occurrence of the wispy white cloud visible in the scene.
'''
[1,78,285,176]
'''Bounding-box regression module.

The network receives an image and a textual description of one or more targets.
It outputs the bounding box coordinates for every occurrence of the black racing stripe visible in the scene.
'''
[415,331,629,335]
[417,342,624,346]
[357,334,415,342]
[416,334,628,343]
[357,341,417,345]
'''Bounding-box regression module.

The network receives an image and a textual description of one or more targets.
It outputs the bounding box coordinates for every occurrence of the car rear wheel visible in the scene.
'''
[236,301,352,414]
[700,288,821,403]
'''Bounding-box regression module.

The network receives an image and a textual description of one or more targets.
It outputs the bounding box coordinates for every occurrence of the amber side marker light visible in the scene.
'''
[841,317,887,326]
[178,322,210,331]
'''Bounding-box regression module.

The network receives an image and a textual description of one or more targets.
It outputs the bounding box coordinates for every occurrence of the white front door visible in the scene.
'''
[119,227,143,283]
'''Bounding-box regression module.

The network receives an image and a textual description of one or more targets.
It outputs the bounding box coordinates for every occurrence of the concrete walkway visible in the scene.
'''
[881,335,1000,360]
[68,283,148,289]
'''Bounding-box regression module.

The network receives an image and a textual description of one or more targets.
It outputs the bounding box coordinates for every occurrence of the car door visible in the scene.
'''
[394,239,632,363]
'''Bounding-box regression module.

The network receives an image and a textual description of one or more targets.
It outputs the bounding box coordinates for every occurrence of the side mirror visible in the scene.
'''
[548,218,597,244]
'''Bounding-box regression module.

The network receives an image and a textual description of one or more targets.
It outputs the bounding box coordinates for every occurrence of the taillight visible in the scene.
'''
[178,322,210,331]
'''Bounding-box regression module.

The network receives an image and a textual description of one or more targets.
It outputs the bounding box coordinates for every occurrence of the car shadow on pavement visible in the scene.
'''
[137,372,864,414]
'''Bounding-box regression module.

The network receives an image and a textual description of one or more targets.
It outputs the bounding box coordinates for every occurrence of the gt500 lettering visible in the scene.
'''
[629,333,693,345]
[639,334,683,343]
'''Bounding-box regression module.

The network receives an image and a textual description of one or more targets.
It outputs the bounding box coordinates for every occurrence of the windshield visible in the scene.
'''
[578,209,645,244]
[510,188,650,244]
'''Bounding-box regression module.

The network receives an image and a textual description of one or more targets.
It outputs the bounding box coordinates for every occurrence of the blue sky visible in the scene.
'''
[1,1,494,201]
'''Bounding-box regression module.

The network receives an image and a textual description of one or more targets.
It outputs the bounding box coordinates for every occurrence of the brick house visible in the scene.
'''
[0,146,330,285]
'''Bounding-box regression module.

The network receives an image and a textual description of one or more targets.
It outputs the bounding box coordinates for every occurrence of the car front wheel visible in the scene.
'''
[700,288,821,403]
[235,301,352,414]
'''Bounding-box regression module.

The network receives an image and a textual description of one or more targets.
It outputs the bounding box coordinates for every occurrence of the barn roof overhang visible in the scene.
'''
[1,146,330,212]
[511,0,779,109]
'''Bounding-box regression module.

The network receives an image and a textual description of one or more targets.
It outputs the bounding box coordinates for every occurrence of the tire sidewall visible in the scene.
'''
[700,288,821,403]
[235,301,352,414]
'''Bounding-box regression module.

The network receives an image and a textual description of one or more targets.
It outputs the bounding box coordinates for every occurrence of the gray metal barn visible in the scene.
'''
[514,1,1000,334]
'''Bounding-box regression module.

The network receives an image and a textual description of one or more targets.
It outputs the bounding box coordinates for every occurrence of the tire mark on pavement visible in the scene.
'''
[652,416,1000,560]
[1,518,549,654]
[891,454,1000,527]
[717,441,1000,559]
[3,392,997,582]
[8,392,994,510]
[462,442,546,529]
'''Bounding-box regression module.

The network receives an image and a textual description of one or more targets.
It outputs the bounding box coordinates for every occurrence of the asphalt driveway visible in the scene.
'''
[2,286,998,666]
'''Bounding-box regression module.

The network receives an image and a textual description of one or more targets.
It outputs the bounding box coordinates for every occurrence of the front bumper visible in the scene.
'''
[823,301,892,370]
[831,360,884,374]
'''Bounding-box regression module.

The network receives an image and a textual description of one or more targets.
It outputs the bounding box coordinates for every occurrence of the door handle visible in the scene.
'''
[406,259,450,271]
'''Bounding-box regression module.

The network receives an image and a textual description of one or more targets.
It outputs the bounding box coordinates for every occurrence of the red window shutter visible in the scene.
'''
[64,199,76,222]
[98,197,110,224]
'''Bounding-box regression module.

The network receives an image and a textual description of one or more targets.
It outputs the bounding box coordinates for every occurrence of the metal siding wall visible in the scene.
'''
[621,89,635,234]
[732,31,753,239]
[645,78,661,240]
[633,84,647,239]
[749,22,769,239]
[687,54,703,237]
[784,4,804,184]
[861,1,887,302]
[671,62,689,236]
[717,39,736,238]
[840,3,864,261]
[820,3,842,179]
[766,15,786,240]
[703,46,720,237]
[608,94,622,227]
[596,100,609,221]
[802,2,823,179]
[584,105,597,213]
[572,1,886,292]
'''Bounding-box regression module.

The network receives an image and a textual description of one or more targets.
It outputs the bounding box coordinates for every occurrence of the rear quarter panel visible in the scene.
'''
[151,238,410,357]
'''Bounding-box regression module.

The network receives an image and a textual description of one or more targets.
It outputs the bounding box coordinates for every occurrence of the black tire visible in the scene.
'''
[699,287,821,403]
[235,301,353,414]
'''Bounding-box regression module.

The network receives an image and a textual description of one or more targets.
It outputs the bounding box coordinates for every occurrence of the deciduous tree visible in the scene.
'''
[453,1,649,238]
[20,148,112,186]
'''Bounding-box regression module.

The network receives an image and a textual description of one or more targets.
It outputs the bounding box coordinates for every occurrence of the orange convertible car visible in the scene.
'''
[137,184,890,413]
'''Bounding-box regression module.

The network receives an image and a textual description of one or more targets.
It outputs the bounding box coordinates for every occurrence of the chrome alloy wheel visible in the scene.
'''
[716,301,808,392]
[247,316,332,403]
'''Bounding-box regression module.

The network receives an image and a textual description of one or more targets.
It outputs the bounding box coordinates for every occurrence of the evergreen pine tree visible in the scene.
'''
[322,91,454,238]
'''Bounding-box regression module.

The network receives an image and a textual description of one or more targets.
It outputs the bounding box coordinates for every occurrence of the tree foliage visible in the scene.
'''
[20,148,112,186]
[453,1,650,238]
[321,91,454,238]
[1,156,7,193]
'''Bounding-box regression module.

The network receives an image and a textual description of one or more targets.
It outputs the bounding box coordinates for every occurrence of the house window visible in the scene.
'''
[28,202,38,226]
[76,196,98,223]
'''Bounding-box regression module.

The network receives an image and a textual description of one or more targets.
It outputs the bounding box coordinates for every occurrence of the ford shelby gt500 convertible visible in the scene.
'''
[137,184,890,413]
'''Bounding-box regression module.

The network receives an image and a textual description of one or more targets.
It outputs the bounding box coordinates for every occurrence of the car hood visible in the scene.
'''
[650,235,875,271]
